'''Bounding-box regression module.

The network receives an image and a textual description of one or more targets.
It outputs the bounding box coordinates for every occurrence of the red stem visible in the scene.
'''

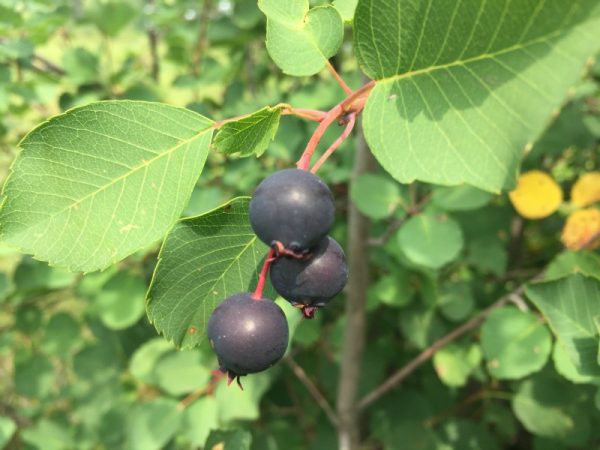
[296,81,376,171]
[252,248,276,300]
[326,60,353,95]
[296,104,343,170]
[311,114,356,173]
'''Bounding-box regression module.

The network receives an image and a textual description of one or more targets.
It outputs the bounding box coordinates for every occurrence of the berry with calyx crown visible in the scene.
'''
[207,292,289,386]
[270,236,348,318]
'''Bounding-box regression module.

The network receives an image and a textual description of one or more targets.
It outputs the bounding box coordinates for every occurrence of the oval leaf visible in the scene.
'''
[355,0,600,192]
[481,307,552,379]
[259,1,343,76]
[0,101,214,272]
[397,213,464,269]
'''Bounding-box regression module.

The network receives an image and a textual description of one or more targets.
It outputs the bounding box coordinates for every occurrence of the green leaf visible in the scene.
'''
[0,101,214,272]
[0,272,12,302]
[544,251,600,281]
[355,0,600,192]
[205,429,252,450]
[433,343,481,387]
[437,282,475,322]
[258,1,343,76]
[15,305,43,334]
[213,106,282,157]
[21,419,74,450]
[63,47,99,85]
[126,398,182,450]
[74,343,121,383]
[185,187,226,217]
[14,354,55,398]
[466,236,508,276]
[42,313,80,355]
[0,5,22,31]
[215,372,273,422]
[91,270,147,330]
[129,338,174,385]
[183,397,218,447]
[379,421,438,450]
[154,350,211,396]
[333,0,358,22]
[512,372,591,444]
[146,197,269,348]
[397,213,464,269]
[553,342,598,384]
[431,185,493,211]
[14,257,77,293]
[88,1,136,36]
[0,416,16,448]
[481,307,552,379]
[526,274,600,376]
[399,304,446,350]
[441,420,500,450]
[350,174,402,219]
[367,271,414,309]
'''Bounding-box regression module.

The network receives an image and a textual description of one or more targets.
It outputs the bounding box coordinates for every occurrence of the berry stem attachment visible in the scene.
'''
[252,248,276,300]
[325,60,353,95]
[311,113,356,173]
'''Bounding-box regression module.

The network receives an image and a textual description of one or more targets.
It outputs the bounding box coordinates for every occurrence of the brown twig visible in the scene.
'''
[146,0,160,81]
[148,30,159,81]
[284,356,339,427]
[31,54,66,76]
[357,276,542,411]
[192,0,213,76]
[336,116,376,450]
[177,370,224,410]
[367,217,406,246]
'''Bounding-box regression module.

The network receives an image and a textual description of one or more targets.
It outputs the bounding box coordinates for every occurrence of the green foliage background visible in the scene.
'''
[0,0,599,449]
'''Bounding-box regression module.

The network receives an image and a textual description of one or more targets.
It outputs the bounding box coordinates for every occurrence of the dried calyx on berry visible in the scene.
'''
[207,292,289,388]
[270,236,348,318]
[249,169,335,253]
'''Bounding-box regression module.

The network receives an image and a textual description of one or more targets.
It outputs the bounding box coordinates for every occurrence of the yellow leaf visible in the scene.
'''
[571,172,600,208]
[508,171,563,219]
[561,208,600,250]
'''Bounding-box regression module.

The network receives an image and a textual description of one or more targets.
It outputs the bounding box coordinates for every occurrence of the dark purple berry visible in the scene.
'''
[207,292,288,378]
[249,169,335,252]
[270,236,348,312]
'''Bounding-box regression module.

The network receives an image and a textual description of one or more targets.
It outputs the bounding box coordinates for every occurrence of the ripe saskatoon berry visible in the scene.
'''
[270,236,348,317]
[250,169,335,252]
[207,292,289,383]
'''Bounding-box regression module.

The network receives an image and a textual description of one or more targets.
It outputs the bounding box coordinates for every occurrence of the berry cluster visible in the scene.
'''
[207,168,348,385]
